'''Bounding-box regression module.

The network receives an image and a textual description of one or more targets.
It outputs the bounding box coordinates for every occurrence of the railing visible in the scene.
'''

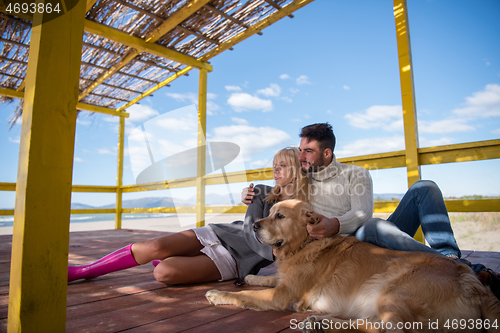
[2,138,499,222]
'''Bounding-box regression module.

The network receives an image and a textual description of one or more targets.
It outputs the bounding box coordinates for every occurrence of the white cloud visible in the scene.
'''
[165,92,219,115]
[74,157,85,162]
[336,135,458,158]
[166,92,197,104]
[126,104,160,123]
[210,125,291,159]
[290,88,300,94]
[418,118,475,133]
[225,85,241,92]
[327,110,332,114]
[346,104,478,134]
[103,116,119,123]
[257,83,281,97]
[492,128,500,134]
[335,135,405,158]
[452,84,500,118]
[419,137,455,147]
[231,117,249,125]
[345,105,403,131]
[207,101,219,116]
[227,93,273,112]
[8,137,20,143]
[296,75,311,86]
[281,96,293,103]
[76,117,91,126]
[156,114,198,133]
[343,85,351,90]
[251,159,270,168]
[279,74,290,80]
[97,148,116,155]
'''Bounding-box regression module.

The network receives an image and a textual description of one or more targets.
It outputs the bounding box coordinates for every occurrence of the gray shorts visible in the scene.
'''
[192,226,238,281]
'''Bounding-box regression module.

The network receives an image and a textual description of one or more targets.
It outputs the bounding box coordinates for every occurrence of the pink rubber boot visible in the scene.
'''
[68,244,138,282]
[152,259,161,267]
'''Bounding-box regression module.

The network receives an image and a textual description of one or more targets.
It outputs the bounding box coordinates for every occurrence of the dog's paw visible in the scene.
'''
[244,274,277,287]
[301,316,326,333]
[243,274,257,285]
[205,289,232,306]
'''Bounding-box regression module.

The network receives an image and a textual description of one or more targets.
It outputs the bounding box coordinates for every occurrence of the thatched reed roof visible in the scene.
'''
[0,0,310,123]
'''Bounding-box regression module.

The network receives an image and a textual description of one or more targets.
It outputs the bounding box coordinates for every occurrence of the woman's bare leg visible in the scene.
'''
[130,230,203,265]
[154,254,222,285]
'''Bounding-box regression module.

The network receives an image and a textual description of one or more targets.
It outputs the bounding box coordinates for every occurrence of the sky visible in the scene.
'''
[1,0,500,209]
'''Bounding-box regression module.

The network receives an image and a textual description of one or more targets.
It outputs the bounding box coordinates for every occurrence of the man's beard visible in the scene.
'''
[302,156,325,173]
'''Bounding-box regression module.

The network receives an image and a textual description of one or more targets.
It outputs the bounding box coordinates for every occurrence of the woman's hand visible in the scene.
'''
[241,183,255,205]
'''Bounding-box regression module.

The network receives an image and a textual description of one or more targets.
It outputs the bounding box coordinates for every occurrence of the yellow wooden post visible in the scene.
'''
[393,0,423,242]
[7,1,87,331]
[115,116,125,229]
[196,69,208,228]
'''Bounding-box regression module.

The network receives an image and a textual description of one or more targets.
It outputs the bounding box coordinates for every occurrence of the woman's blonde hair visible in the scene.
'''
[266,147,309,203]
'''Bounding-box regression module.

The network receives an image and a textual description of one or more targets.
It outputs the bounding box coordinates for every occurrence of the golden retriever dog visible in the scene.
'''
[205,199,500,333]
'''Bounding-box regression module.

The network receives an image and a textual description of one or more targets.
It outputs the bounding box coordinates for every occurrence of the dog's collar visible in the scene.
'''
[290,237,316,257]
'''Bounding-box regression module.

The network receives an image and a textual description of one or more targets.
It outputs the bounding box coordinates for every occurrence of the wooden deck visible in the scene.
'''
[1,229,499,332]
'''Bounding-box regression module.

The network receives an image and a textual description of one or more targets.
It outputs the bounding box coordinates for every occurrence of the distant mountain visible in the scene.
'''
[71,203,96,210]
[373,193,404,200]
[70,196,193,209]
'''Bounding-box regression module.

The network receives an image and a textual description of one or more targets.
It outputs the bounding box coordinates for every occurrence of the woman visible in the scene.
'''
[68,147,309,284]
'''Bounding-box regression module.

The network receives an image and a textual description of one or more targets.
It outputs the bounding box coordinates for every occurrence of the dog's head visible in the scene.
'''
[253,199,318,256]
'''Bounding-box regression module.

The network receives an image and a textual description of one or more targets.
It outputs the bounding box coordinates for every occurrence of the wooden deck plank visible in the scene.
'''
[122,305,248,332]
[0,229,499,333]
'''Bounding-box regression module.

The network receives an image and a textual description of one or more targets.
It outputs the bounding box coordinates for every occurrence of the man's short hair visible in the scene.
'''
[299,123,336,152]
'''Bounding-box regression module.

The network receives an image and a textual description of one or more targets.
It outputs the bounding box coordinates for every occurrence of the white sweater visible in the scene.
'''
[309,157,374,235]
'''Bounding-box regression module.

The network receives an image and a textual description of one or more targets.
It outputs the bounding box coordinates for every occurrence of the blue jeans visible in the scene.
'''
[355,180,461,258]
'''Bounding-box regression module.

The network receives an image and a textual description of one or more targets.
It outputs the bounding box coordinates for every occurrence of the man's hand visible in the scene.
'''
[306,212,340,239]
[241,183,255,205]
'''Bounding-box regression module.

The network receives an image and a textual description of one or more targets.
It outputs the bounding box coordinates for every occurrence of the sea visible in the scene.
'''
[0,213,176,227]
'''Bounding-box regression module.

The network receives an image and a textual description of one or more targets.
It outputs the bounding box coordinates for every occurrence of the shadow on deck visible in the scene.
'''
[0,229,499,332]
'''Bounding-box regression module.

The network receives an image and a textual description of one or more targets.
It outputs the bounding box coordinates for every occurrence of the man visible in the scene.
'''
[243,123,459,257]
[243,123,499,298]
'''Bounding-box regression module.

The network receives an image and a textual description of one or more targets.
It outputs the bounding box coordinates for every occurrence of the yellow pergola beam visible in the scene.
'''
[444,199,500,212]
[196,68,208,228]
[393,0,423,243]
[78,0,211,101]
[77,103,129,117]
[72,185,118,192]
[114,0,314,134]
[78,50,140,101]
[199,0,315,61]
[7,1,87,331]
[419,139,500,165]
[394,0,420,187]
[84,20,212,71]
[0,87,24,99]
[86,0,99,12]
[145,0,212,43]
[115,116,125,229]
[338,151,406,171]
[117,66,192,112]
[0,87,129,117]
